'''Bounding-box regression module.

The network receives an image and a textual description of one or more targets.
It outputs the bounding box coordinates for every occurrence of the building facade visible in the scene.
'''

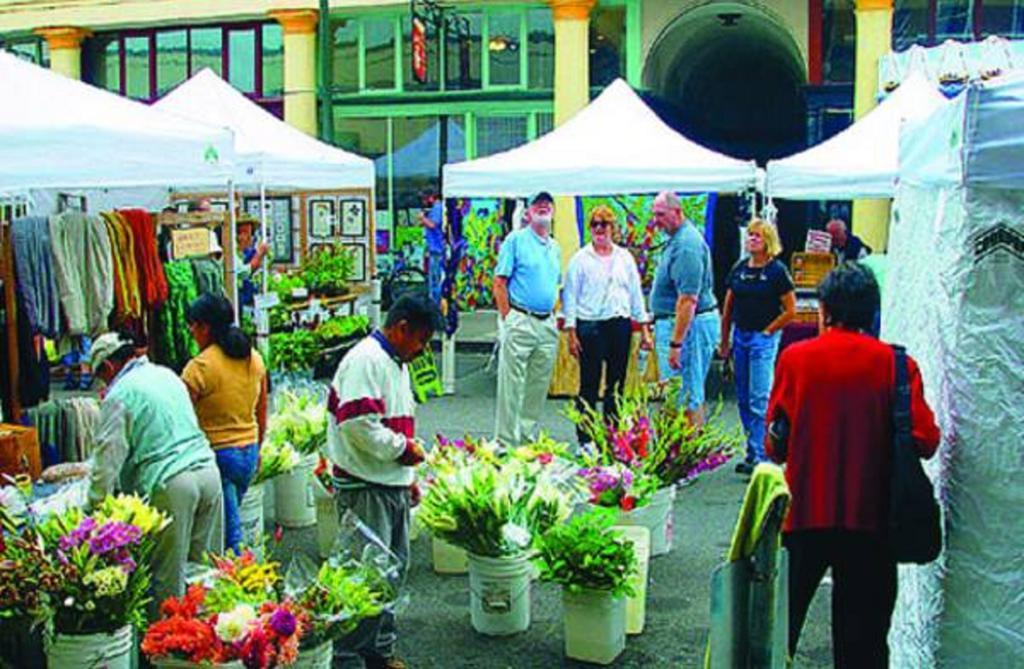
[4,0,1024,257]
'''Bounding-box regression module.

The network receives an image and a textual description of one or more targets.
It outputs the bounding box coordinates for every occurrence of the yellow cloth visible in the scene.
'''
[181,345,266,449]
[727,463,791,562]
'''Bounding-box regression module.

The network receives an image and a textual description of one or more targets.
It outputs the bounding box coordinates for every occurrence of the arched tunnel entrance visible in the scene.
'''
[644,3,809,294]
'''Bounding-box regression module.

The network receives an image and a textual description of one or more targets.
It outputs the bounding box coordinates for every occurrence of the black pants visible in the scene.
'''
[784,530,897,669]
[576,317,632,441]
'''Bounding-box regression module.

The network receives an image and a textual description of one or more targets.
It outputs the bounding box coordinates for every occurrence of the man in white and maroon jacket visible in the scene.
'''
[326,293,441,669]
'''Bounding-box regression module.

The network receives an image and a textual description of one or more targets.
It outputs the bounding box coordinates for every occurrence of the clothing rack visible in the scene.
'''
[157,210,237,308]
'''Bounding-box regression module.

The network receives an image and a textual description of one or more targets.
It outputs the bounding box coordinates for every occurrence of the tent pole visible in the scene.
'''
[228,179,240,324]
[259,182,268,294]
[256,181,270,359]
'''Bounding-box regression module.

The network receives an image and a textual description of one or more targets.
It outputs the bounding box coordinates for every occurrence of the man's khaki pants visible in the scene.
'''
[495,310,558,446]
[149,464,224,617]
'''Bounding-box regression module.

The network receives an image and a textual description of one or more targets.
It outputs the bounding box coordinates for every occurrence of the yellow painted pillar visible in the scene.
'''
[852,0,894,252]
[35,27,90,80]
[268,9,318,136]
[550,0,596,265]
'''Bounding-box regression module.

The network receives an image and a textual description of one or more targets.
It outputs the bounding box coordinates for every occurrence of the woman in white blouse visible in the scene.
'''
[564,206,652,442]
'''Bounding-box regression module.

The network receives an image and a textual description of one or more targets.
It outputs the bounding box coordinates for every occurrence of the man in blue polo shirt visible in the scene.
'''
[419,191,446,305]
[651,191,719,428]
[493,191,562,445]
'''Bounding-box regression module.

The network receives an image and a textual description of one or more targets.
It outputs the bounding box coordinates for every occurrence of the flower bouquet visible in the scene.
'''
[577,462,657,512]
[267,389,328,458]
[141,585,305,668]
[0,526,62,625]
[251,440,301,487]
[416,458,572,559]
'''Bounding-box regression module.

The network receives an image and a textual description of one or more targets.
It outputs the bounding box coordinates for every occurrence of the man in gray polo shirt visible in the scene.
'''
[650,191,719,428]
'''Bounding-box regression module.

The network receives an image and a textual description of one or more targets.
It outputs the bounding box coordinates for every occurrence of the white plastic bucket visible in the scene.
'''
[275,454,317,528]
[432,536,469,574]
[562,588,627,665]
[291,641,332,669]
[313,479,338,558]
[263,478,276,524]
[239,483,264,549]
[47,625,133,669]
[614,525,651,635]
[617,485,675,557]
[154,660,244,668]
[467,553,532,636]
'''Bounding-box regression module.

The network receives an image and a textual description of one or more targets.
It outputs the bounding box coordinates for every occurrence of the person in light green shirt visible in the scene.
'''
[89,332,224,615]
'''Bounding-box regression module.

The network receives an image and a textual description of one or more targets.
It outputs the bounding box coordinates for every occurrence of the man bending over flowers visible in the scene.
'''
[325,293,442,669]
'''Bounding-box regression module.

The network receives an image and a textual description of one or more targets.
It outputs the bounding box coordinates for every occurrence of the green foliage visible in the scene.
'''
[302,244,356,295]
[294,561,390,648]
[268,329,319,373]
[314,315,371,347]
[534,509,637,598]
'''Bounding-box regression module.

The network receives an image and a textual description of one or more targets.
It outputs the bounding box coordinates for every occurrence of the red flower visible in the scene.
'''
[620,496,637,512]
[538,452,553,465]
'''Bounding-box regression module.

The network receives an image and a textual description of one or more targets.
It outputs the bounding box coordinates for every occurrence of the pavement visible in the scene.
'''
[272,352,834,668]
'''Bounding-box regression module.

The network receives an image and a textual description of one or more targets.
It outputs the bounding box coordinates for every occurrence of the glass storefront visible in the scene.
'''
[82,22,284,111]
[894,0,1024,48]
[1,36,49,66]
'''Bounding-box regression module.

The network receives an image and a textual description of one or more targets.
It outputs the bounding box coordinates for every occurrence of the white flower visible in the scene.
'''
[215,604,257,643]
[501,523,531,550]
[63,597,74,607]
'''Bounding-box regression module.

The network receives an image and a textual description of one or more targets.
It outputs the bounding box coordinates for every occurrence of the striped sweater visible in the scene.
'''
[326,333,416,488]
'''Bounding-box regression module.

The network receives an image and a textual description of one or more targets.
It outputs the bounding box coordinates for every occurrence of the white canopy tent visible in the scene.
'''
[0,51,235,194]
[764,75,947,200]
[155,69,374,191]
[443,78,758,197]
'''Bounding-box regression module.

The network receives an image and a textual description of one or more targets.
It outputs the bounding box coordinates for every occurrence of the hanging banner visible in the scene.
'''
[412,15,428,84]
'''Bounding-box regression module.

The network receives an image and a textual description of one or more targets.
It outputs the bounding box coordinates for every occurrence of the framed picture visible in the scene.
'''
[309,198,335,238]
[340,198,367,237]
[344,243,367,283]
[396,208,410,228]
[245,196,294,264]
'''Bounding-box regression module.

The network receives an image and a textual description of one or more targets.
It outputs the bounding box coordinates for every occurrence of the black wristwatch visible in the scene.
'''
[669,341,682,349]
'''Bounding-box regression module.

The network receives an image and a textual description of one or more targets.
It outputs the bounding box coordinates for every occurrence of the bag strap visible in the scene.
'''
[891,344,912,449]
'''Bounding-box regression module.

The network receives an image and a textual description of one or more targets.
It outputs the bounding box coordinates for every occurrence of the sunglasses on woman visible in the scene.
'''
[591,220,611,229]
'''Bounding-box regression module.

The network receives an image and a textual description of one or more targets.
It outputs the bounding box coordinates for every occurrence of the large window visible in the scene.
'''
[84,22,284,107]
[823,0,856,83]
[330,7,555,96]
[893,0,1024,46]
[590,5,626,87]
[2,37,49,66]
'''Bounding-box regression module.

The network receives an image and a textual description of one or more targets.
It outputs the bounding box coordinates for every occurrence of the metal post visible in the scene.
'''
[256,181,270,357]
[228,179,239,324]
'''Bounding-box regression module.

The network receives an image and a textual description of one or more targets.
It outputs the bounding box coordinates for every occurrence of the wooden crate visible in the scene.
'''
[790,252,835,289]
[0,424,41,480]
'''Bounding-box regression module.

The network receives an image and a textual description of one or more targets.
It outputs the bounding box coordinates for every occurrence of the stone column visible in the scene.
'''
[852,0,894,252]
[35,27,90,80]
[268,9,319,136]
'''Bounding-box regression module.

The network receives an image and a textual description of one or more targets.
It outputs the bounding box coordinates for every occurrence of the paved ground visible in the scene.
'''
[273,352,834,668]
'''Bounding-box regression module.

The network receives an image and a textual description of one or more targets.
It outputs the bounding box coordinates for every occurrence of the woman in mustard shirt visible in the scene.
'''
[182,293,268,553]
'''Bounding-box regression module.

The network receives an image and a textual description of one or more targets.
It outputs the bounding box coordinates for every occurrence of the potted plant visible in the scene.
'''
[417,459,572,636]
[267,389,328,528]
[268,330,320,375]
[534,510,637,664]
[313,315,371,348]
[37,494,171,669]
[301,245,356,297]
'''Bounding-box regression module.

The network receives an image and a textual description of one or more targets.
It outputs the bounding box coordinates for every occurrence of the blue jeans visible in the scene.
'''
[428,251,444,305]
[215,444,260,553]
[732,329,781,463]
[655,311,720,410]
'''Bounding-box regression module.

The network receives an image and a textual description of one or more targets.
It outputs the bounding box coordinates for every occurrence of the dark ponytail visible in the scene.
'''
[187,293,252,360]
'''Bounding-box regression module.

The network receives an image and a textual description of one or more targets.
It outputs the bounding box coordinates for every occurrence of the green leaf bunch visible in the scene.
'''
[302,244,356,295]
[295,561,390,648]
[314,314,371,347]
[268,329,320,373]
[534,509,638,598]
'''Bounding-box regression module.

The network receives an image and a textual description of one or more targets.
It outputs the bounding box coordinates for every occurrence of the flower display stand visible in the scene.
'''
[614,525,651,635]
[617,485,675,557]
[275,453,317,528]
[562,588,627,664]
[467,553,532,635]
[432,537,469,575]
[46,625,134,669]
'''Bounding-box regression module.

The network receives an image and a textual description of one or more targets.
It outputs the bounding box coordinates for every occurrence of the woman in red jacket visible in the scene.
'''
[766,263,940,669]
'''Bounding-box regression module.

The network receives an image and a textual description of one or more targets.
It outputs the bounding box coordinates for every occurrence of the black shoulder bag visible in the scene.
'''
[888,345,942,564]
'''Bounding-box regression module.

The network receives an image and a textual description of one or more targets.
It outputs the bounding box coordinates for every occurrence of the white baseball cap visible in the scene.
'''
[90,333,134,371]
